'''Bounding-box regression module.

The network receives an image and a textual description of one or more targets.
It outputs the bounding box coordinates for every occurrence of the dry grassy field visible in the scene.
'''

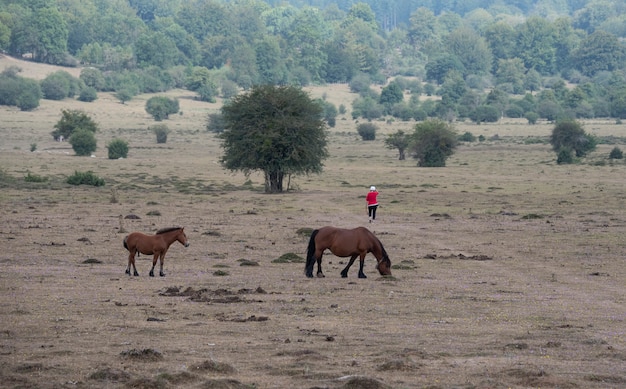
[0,55,625,389]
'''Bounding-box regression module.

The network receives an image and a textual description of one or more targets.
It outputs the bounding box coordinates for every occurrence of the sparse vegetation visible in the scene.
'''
[107,138,129,159]
[66,171,105,186]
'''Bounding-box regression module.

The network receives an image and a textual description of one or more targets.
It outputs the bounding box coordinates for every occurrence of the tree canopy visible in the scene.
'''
[220,85,328,193]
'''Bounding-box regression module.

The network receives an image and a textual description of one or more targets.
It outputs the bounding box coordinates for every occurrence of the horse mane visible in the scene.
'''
[156,226,182,235]
[377,237,392,267]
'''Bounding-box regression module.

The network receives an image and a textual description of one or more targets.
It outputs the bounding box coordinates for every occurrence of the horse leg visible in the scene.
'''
[341,255,358,278]
[149,253,158,277]
[357,254,367,278]
[127,251,139,276]
[159,254,165,277]
[316,253,325,278]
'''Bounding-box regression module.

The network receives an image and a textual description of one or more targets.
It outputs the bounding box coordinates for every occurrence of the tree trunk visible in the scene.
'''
[264,170,284,193]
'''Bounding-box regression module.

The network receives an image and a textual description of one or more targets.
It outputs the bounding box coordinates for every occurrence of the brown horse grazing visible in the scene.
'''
[123,227,189,277]
[305,226,392,279]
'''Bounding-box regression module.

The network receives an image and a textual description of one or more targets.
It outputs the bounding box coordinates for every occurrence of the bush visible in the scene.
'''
[69,129,97,156]
[550,120,596,158]
[145,96,179,121]
[0,71,42,110]
[40,71,80,100]
[67,171,105,186]
[469,105,500,124]
[609,146,623,159]
[151,124,169,143]
[24,172,47,183]
[458,132,476,142]
[107,138,129,159]
[357,123,378,141]
[556,148,574,164]
[525,111,539,125]
[410,119,458,167]
[78,87,98,102]
[51,110,98,141]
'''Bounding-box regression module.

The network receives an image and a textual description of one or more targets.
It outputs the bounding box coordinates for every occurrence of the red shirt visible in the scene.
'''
[366,191,378,206]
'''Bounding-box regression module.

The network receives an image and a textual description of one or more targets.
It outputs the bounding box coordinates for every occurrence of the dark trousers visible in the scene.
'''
[368,205,378,220]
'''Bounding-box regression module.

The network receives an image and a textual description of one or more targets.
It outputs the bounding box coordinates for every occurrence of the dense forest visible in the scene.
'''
[1,0,626,120]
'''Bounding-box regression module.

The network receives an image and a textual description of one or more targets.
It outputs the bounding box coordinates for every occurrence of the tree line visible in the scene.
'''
[1,0,626,121]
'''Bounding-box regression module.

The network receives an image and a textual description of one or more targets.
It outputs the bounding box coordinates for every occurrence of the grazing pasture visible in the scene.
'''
[0,56,625,388]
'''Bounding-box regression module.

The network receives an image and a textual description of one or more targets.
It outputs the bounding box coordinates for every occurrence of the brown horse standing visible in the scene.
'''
[305,226,392,279]
[123,227,189,277]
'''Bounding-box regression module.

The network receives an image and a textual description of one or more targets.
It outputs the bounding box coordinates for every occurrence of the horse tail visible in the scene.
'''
[305,229,320,275]
[123,235,129,251]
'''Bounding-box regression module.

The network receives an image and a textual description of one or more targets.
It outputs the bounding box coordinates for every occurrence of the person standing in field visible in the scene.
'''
[366,186,379,223]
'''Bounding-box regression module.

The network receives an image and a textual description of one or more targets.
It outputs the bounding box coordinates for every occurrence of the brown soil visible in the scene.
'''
[0,55,624,389]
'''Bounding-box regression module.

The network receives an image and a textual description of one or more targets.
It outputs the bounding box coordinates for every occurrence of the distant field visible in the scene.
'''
[0,55,625,389]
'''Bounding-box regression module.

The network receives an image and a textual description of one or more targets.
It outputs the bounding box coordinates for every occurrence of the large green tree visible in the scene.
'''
[220,85,328,193]
[409,119,458,167]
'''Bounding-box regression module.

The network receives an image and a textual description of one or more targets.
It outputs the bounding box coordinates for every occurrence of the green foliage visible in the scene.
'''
[317,99,338,128]
[51,110,98,141]
[556,148,574,164]
[469,105,500,124]
[609,146,623,159]
[40,71,79,100]
[525,111,539,124]
[107,138,129,159]
[357,123,377,141]
[69,129,97,156]
[550,120,596,158]
[150,124,169,144]
[24,172,47,183]
[78,87,97,102]
[145,96,179,121]
[220,85,328,193]
[80,68,105,90]
[458,132,476,142]
[0,68,42,111]
[384,130,410,160]
[410,119,458,167]
[380,82,404,107]
[67,171,105,186]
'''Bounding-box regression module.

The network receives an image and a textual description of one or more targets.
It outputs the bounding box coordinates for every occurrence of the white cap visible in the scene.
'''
[370,186,376,191]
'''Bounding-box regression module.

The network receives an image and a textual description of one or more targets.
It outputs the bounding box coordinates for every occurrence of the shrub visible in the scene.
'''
[67,171,105,186]
[151,124,169,143]
[24,172,47,183]
[609,146,623,159]
[556,148,574,164]
[145,96,179,120]
[107,138,129,159]
[357,123,378,141]
[78,87,98,102]
[525,111,539,125]
[40,71,71,100]
[458,132,476,142]
[69,129,97,156]
[550,119,596,158]
[410,119,458,167]
[51,110,98,141]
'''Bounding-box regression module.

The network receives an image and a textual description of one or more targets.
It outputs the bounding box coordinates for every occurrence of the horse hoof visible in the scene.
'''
[341,273,348,278]
[316,272,325,278]
[125,269,130,275]
[159,272,165,277]
[358,274,367,279]
[149,272,154,277]
[134,272,139,277]
[305,273,313,278]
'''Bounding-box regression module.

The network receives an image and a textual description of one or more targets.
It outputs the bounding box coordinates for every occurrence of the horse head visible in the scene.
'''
[376,254,392,276]
[178,228,190,247]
